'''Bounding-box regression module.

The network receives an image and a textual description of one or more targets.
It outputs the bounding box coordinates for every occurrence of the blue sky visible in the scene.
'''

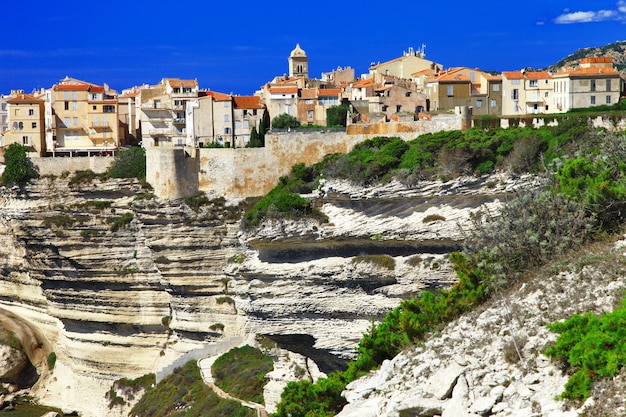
[2,1,625,96]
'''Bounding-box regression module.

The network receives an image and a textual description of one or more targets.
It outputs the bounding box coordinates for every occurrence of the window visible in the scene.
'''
[545,92,549,98]
[224,127,231,134]
[103,105,115,113]
[93,105,97,110]
[511,89,519,100]
[183,87,192,93]
[490,99,496,108]
[72,102,78,110]
[396,105,402,112]
[606,95,612,104]
[243,120,249,129]
[591,80,596,92]
[14,109,19,116]
[21,136,30,146]
[492,84,500,92]
[32,122,37,129]
[253,109,257,116]
[173,87,180,93]
[405,91,411,97]
[529,80,538,87]
[285,104,291,115]
[606,80,612,92]
[476,100,482,108]
[73,117,78,126]
[64,117,70,127]
[307,110,314,119]
[72,91,77,100]
[12,122,18,130]
[305,99,313,105]
[93,116,99,126]
[235,120,241,129]
[512,79,520,85]
[224,114,230,122]
[64,92,69,100]
[591,96,596,105]
[28,109,35,116]
[513,101,519,112]
[545,105,549,111]
[65,101,69,110]
[446,85,454,96]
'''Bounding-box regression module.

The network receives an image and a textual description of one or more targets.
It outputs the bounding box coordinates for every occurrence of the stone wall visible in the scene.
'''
[148,114,465,199]
[33,156,114,176]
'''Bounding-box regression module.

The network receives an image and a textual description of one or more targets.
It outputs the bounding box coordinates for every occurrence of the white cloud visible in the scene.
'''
[554,2,626,23]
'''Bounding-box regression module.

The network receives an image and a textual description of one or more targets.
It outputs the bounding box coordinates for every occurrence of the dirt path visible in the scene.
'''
[198,355,268,417]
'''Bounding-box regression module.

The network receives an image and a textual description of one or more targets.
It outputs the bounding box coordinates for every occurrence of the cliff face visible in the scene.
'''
[0,173,526,415]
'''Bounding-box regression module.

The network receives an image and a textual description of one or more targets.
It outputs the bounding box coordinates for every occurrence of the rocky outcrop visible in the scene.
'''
[338,237,626,416]
[0,172,534,415]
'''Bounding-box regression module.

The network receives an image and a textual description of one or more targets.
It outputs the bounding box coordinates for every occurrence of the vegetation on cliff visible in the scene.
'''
[272,120,626,416]
[130,360,254,417]
[1,143,37,186]
[108,146,147,180]
[211,345,273,404]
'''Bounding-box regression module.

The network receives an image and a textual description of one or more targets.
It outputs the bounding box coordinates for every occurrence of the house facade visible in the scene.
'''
[139,78,199,147]
[3,93,46,156]
[501,71,553,116]
[552,57,622,112]
[426,68,502,115]
[51,77,120,155]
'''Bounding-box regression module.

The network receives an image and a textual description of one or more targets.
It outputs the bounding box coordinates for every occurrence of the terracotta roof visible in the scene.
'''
[6,93,43,104]
[555,67,619,77]
[581,57,613,64]
[206,91,231,101]
[233,96,263,109]
[351,78,375,88]
[318,88,340,97]
[427,68,470,83]
[502,71,525,80]
[526,71,552,80]
[166,78,198,88]
[411,68,437,77]
[54,84,92,91]
[269,87,298,94]
[120,91,140,98]
[483,74,502,82]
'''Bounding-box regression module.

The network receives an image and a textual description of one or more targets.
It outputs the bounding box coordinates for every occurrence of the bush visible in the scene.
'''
[271,113,300,129]
[1,143,36,186]
[69,169,97,186]
[546,297,626,401]
[326,105,349,127]
[107,146,146,180]
[110,212,134,232]
[211,345,273,404]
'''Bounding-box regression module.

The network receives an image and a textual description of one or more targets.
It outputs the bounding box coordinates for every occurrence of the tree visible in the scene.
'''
[271,113,300,129]
[246,126,263,148]
[326,105,349,127]
[1,143,36,186]
[107,146,146,180]
[259,111,270,146]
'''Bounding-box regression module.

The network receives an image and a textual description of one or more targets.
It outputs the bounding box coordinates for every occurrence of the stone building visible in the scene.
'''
[2,92,46,156]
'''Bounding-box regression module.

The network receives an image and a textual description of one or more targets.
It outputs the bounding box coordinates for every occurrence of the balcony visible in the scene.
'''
[90,121,111,129]
[173,118,186,125]
[171,91,197,98]
[148,127,174,136]
[141,103,171,111]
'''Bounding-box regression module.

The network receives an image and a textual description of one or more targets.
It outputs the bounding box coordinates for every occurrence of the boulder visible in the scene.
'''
[424,362,466,400]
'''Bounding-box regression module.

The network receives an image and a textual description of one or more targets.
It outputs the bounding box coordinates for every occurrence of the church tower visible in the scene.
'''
[288,43,309,79]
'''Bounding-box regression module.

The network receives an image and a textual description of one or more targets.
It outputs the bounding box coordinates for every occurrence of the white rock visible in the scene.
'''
[395,397,444,417]
[424,362,466,399]
[336,397,381,417]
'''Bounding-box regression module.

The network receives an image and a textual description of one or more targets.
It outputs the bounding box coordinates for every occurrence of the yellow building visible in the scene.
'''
[52,77,119,156]
[3,92,46,156]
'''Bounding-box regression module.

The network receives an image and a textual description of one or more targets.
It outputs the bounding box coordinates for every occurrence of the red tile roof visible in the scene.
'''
[555,67,619,77]
[233,96,263,109]
[502,71,525,80]
[526,71,552,79]
[269,87,298,94]
[581,57,613,64]
[206,91,231,101]
[6,94,43,104]
[318,88,340,97]
[166,78,198,88]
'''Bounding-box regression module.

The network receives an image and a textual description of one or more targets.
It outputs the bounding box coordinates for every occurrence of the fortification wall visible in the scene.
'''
[33,156,114,176]
[148,114,465,199]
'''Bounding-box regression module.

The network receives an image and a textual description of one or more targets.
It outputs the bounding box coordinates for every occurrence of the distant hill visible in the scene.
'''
[546,40,626,72]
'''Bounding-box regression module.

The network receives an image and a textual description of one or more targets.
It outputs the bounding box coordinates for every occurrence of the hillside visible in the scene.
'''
[547,40,626,72]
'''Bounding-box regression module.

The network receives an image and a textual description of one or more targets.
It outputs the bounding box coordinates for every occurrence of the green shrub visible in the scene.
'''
[1,143,36,186]
[212,345,273,404]
[107,146,146,180]
[69,170,97,186]
[47,352,56,370]
[185,192,211,211]
[272,113,300,129]
[43,215,75,229]
[216,296,235,305]
[130,361,253,417]
[209,323,225,332]
[546,297,626,402]
[110,212,134,232]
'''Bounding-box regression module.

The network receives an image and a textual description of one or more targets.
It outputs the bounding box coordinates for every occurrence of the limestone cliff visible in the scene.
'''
[0,173,526,415]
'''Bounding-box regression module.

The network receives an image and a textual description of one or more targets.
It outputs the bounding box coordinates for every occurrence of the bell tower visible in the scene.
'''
[288,43,309,79]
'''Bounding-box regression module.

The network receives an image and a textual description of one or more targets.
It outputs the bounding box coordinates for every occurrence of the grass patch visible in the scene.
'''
[351,254,395,270]
[69,169,98,186]
[212,345,274,404]
[216,296,235,306]
[130,361,253,417]
[110,212,134,232]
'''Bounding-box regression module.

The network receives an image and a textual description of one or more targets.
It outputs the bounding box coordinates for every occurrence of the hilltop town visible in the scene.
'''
[0,44,625,159]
